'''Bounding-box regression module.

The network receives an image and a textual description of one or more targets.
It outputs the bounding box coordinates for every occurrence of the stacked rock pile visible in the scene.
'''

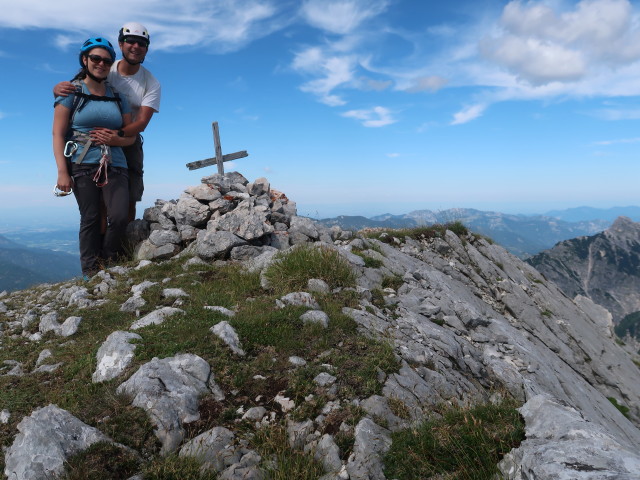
[130,172,352,262]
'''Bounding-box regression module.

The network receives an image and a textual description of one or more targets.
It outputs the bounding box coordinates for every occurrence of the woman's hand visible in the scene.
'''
[56,172,73,193]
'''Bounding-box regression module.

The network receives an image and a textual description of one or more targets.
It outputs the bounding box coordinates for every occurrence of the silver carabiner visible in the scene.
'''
[53,185,73,197]
[63,141,78,158]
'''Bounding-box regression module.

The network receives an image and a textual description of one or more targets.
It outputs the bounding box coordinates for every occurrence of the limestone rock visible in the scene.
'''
[93,331,143,383]
[4,404,113,480]
[116,354,215,454]
[211,321,245,356]
[130,306,185,330]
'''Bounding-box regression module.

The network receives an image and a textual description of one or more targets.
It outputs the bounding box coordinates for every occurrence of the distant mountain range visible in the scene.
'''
[527,216,640,323]
[317,206,637,258]
[543,206,640,223]
[0,234,80,292]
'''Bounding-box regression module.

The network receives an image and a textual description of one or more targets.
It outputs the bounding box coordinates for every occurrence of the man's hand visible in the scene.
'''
[53,81,76,97]
[90,127,116,145]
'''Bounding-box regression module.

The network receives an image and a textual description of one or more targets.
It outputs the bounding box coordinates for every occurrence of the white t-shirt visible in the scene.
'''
[108,60,161,122]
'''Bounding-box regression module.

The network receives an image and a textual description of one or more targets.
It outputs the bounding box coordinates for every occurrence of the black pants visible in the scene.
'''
[122,135,144,202]
[72,165,129,276]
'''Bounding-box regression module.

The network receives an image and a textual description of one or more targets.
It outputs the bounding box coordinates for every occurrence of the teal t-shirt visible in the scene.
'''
[55,82,131,168]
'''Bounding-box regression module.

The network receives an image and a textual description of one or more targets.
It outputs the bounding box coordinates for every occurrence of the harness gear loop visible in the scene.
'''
[92,144,111,187]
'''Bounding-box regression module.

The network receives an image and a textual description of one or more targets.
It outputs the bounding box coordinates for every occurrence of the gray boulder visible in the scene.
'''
[130,306,185,330]
[196,230,247,260]
[208,210,274,242]
[498,395,640,479]
[116,354,218,454]
[345,417,391,480]
[179,426,240,471]
[185,184,222,202]
[135,239,180,261]
[211,321,246,356]
[4,405,114,480]
[93,331,143,383]
[174,193,211,227]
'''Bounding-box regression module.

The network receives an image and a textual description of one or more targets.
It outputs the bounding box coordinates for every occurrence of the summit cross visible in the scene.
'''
[185,121,248,175]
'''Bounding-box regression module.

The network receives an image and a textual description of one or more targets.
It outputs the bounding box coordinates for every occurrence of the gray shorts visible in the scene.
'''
[123,135,144,202]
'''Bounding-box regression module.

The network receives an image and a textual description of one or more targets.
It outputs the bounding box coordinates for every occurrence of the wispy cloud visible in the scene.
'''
[592,107,640,121]
[292,47,357,105]
[402,76,449,93]
[300,0,390,35]
[0,0,289,53]
[594,137,640,145]
[342,106,396,127]
[451,104,486,125]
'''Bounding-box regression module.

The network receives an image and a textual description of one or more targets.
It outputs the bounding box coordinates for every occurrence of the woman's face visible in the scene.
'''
[83,47,113,79]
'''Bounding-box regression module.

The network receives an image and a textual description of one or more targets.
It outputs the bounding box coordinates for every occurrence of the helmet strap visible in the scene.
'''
[86,69,106,83]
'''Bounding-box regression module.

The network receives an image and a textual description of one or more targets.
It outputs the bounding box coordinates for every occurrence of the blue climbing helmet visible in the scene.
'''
[79,37,116,67]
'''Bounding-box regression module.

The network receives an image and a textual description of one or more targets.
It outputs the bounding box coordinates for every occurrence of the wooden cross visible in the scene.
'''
[185,121,248,175]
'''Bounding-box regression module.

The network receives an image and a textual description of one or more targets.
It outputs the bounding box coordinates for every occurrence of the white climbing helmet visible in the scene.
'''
[118,22,150,44]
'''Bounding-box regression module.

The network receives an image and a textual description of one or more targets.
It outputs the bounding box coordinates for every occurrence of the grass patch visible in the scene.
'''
[351,248,384,269]
[381,275,403,291]
[142,454,219,480]
[263,245,356,295]
[251,424,325,480]
[363,222,469,244]
[384,400,525,480]
[57,442,141,480]
[608,397,631,419]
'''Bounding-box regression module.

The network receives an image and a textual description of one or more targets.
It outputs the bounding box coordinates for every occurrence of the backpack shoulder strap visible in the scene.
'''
[105,82,123,110]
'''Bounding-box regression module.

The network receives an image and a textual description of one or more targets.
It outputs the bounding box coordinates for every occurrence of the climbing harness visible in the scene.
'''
[63,131,92,164]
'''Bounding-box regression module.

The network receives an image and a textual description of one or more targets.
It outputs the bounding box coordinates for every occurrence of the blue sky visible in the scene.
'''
[1,0,640,229]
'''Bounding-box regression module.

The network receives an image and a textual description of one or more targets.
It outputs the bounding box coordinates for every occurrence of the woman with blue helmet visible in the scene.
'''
[53,36,135,278]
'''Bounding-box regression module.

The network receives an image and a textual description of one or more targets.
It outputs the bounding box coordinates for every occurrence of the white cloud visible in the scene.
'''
[0,112,5,120]
[342,106,396,127]
[481,36,586,85]
[451,104,486,125]
[300,0,389,34]
[481,0,640,85]
[293,47,356,105]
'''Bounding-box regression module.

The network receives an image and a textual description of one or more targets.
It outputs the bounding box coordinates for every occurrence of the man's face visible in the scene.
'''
[119,36,148,65]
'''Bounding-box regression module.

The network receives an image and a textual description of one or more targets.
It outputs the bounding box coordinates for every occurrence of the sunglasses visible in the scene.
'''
[123,37,149,48]
[87,54,114,66]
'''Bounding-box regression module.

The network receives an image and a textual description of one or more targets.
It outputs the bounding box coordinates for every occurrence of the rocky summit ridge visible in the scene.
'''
[1,172,640,480]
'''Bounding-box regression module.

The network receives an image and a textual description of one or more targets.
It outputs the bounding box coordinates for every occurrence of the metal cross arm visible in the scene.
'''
[185,122,249,175]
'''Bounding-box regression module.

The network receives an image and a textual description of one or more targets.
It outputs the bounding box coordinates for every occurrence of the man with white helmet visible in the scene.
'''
[55,22,161,223]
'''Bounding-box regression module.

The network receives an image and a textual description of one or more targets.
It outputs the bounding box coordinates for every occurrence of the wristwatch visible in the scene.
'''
[117,129,125,137]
